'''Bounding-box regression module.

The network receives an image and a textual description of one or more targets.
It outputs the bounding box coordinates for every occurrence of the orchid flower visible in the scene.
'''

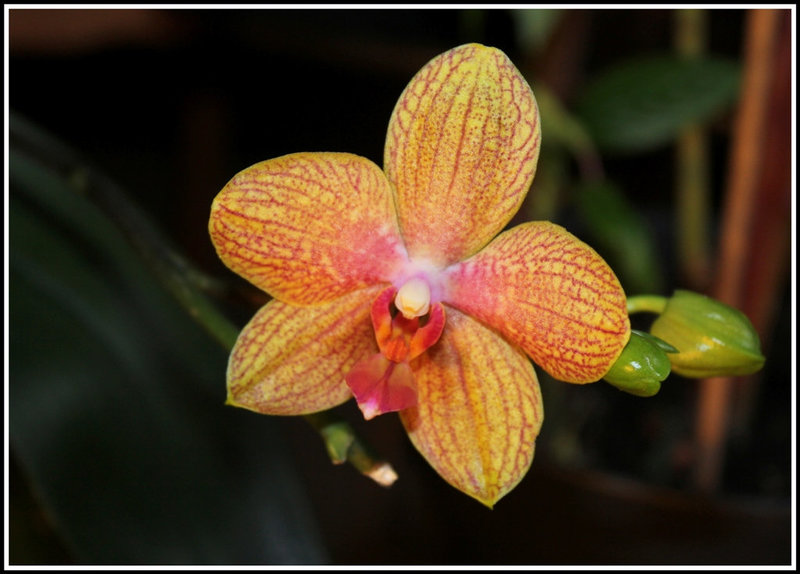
[209,43,630,507]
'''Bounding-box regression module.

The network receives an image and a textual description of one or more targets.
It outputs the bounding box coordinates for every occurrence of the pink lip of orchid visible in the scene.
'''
[209,43,631,507]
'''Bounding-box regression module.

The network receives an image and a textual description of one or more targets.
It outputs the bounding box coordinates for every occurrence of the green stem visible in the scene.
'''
[303,411,396,486]
[627,294,669,315]
[303,411,355,464]
[10,112,396,487]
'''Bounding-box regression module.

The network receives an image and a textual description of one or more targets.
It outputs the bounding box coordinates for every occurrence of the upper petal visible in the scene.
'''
[384,43,541,267]
[209,152,407,306]
[443,221,630,383]
[400,308,543,508]
[227,286,383,415]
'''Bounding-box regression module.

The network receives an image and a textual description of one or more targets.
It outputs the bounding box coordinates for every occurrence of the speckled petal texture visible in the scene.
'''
[385,43,541,267]
[444,221,630,383]
[400,308,543,507]
[227,286,383,415]
[210,152,407,306]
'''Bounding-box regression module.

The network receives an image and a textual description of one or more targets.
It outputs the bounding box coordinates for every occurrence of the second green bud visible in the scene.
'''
[650,290,765,378]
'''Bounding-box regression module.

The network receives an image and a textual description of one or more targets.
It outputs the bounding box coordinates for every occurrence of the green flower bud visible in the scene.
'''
[650,290,765,378]
[604,330,673,397]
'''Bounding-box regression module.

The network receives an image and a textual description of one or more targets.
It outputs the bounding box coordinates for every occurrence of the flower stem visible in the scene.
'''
[626,294,668,315]
[303,411,396,486]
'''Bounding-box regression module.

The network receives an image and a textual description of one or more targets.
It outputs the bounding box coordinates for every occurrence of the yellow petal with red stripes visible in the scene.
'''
[385,43,541,267]
[209,152,407,306]
[400,308,543,508]
[444,221,630,383]
[227,286,383,415]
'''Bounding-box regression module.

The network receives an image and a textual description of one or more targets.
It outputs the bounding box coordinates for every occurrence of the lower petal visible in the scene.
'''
[444,221,630,383]
[227,286,382,415]
[399,308,543,508]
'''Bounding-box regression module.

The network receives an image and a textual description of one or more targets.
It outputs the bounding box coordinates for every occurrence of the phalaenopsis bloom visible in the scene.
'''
[209,43,630,506]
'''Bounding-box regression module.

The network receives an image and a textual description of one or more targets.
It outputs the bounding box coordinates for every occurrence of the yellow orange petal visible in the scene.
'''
[209,152,407,306]
[227,286,383,415]
[385,43,541,267]
[400,308,543,507]
[444,221,630,383]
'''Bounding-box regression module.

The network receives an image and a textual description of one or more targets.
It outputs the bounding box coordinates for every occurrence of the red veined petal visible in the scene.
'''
[227,286,382,415]
[443,221,630,383]
[400,308,543,507]
[385,43,541,267]
[210,152,407,306]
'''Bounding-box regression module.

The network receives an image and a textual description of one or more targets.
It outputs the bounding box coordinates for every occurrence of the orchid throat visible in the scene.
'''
[344,277,445,420]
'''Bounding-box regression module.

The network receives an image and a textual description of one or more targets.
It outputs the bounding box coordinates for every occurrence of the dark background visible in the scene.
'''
[8,8,793,566]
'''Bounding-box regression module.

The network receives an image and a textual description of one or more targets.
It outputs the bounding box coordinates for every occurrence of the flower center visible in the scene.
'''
[343,282,446,420]
[395,277,431,319]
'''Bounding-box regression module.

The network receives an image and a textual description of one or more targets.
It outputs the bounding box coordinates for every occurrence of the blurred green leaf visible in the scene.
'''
[576,55,740,153]
[573,179,664,295]
[9,121,327,564]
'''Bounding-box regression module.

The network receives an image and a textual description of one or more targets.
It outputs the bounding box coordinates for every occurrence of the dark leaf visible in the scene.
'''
[576,55,740,153]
